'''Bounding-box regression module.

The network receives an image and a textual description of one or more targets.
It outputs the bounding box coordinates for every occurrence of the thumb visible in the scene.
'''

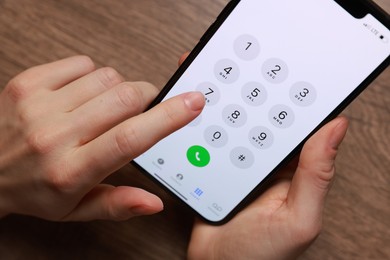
[62,185,164,221]
[287,117,349,220]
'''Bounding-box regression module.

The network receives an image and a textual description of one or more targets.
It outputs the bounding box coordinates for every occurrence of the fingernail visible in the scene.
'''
[183,92,205,112]
[330,117,349,149]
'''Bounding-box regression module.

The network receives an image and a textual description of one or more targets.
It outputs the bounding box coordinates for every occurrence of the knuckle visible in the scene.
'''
[315,166,335,190]
[25,128,56,154]
[96,67,123,89]
[17,105,34,123]
[74,55,95,70]
[160,101,178,126]
[116,83,144,110]
[6,76,32,101]
[44,173,72,195]
[299,161,336,191]
[17,100,47,123]
[42,162,75,195]
[114,124,141,159]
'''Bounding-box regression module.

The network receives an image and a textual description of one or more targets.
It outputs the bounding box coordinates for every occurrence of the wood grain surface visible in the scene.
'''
[0,0,389,259]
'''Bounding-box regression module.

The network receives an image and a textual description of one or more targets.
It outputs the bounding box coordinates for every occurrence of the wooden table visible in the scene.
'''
[0,0,389,259]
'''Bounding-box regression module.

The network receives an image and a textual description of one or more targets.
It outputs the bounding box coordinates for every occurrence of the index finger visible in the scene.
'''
[69,92,205,188]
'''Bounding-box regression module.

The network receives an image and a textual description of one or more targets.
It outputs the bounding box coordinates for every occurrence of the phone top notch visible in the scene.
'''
[334,0,369,19]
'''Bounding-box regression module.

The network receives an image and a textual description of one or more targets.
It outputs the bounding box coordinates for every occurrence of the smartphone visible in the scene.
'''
[133,0,390,224]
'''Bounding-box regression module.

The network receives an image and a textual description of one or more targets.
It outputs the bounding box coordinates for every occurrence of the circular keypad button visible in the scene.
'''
[222,104,248,128]
[234,34,261,61]
[214,59,240,84]
[269,104,295,129]
[230,147,255,169]
[197,82,221,106]
[241,82,268,107]
[290,81,317,107]
[262,58,289,84]
[204,125,229,148]
[248,126,274,149]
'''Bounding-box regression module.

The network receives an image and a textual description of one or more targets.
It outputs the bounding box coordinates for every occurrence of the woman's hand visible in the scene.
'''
[0,56,205,221]
[188,117,349,260]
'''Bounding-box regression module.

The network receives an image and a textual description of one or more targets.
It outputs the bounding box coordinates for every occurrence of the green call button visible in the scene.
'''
[187,145,211,168]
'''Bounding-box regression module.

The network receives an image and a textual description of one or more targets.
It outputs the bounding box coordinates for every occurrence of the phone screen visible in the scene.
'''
[134,0,390,223]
